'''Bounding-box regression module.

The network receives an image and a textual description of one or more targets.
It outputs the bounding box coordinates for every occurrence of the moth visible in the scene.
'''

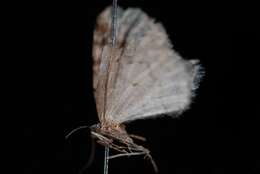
[89,3,202,173]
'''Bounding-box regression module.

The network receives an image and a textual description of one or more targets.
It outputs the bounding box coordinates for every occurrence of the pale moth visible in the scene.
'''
[67,1,202,173]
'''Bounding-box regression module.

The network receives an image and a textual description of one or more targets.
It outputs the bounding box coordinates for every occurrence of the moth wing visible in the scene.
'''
[93,7,202,124]
[92,7,124,123]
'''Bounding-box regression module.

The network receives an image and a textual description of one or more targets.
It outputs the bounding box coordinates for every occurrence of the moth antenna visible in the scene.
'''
[111,0,118,47]
[65,125,89,139]
[66,126,96,173]
[148,154,159,173]
[78,137,96,174]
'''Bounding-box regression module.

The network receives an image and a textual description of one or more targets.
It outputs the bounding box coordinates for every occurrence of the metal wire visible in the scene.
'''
[103,146,110,174]
[104,1,117,174]
[111,0,118,47]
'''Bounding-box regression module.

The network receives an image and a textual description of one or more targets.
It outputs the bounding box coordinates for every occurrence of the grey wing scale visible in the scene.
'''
[92,7,111,123]
[93,7,202,124]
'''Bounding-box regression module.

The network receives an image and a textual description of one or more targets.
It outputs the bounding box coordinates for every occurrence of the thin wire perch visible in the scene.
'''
[103,1,118,173]
[104,146,110,174]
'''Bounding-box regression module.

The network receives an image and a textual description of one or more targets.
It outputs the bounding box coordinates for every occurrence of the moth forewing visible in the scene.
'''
[91,5,202,173]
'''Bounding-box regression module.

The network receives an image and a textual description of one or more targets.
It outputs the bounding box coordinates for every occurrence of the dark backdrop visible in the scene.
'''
[21,0,259,174]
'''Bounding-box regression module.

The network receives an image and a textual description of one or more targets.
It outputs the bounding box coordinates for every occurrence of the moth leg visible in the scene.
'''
[108,152,146,159]
[91,131,111,143]
[94,134,128,154]
[129,144,158,173]
[146,153,158,173]
[129,134,146,141]
[106,141,129,153]
[127,144,133,153]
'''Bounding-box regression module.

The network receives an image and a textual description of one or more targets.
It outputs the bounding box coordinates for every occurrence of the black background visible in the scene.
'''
[19,0,259,174]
